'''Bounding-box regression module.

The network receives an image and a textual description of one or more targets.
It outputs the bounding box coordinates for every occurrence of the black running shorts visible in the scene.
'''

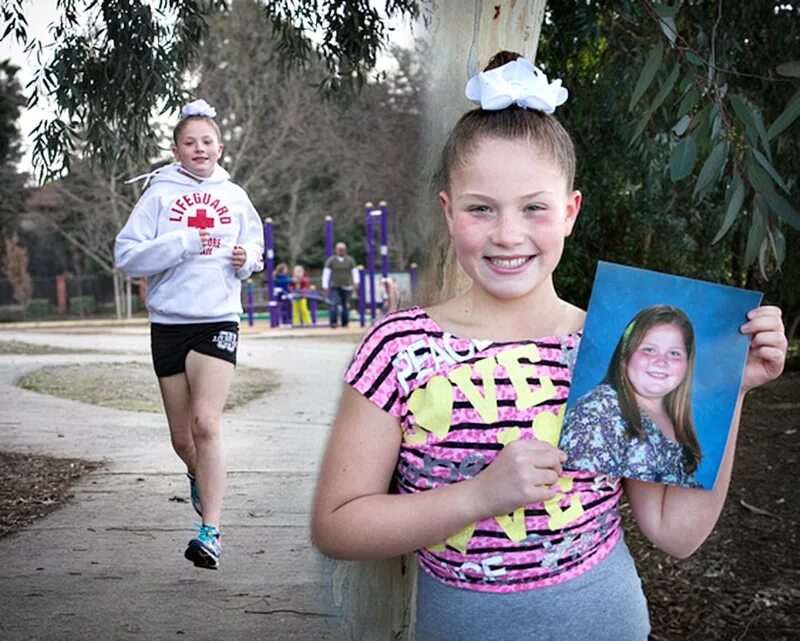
[150,321,239,378]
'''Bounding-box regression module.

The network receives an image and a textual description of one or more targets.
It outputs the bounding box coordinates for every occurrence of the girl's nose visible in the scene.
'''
[652,353,668,366]
[490,214,524,247]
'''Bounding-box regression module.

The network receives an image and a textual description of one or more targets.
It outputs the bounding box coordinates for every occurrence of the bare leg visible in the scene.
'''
[183,351,235,527]
[158,373,197,474]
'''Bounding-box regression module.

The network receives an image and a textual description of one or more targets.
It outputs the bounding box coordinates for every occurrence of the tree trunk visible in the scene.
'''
[420,0,546,164]
[415,0,547,306]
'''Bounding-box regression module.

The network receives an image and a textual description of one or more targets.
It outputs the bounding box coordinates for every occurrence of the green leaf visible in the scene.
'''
[686,52,704,66]
[745,196,768,267]
[776,61,800,78]
[767,89,800,140]
[649,61,681,113]
[758,236,769,281]
[654,4,678,17]
[710,104,722,140]
[694,141,729,196]
[670,137,696,182]
[730,94,759,147]
[672,114,690,136]
[770,227,786,268]
[629,42,663,111]
[654,4,678,42]
[751,149,790,195]
[659,16,678,43]
[677,86,701,119]
[764,192,800,230]
[630,62,680,144]
[713,174,745,243]
[691,103,711,144]
[746,157,777,195]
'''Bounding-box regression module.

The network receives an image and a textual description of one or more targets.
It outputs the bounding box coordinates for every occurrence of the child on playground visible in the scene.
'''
[560,305,703,488]
[273,262,292,296]
[291,264,312,326]
[115,99,264,570]
[310,52,787,639]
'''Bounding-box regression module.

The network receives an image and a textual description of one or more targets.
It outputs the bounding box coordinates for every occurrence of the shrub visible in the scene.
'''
[26,299,50,317]
[69,296,96,316]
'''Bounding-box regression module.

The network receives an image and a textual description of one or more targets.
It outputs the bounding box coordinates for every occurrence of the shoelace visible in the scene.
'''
[193,522,220,543]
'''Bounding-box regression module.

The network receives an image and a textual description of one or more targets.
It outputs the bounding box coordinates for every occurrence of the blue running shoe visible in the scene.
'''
[185,524,221,570]
[186,472,202,517]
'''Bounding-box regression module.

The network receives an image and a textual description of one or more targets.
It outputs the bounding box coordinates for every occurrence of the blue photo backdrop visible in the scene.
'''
[565,261,762,489]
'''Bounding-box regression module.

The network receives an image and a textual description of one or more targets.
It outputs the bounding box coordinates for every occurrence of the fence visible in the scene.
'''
[0,274,121,317]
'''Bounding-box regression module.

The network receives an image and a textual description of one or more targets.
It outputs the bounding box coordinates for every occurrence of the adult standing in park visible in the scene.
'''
[323,242,359,328]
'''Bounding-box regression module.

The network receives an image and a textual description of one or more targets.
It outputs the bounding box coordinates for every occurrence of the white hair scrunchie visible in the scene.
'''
[181,99,217,119]
[465,57,568,114]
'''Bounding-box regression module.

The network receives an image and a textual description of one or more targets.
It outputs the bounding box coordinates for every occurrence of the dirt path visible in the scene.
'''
[0,328,800,641]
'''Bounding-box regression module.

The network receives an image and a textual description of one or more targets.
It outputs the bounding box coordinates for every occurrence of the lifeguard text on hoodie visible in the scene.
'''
[115,163,265,324]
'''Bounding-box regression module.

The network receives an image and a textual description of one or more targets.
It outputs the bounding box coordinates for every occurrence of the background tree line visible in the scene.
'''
[0,1,797,343]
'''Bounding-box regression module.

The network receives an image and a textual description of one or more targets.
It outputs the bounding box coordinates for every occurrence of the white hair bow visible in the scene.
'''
[465,58,568,114]
[181,99,217,119]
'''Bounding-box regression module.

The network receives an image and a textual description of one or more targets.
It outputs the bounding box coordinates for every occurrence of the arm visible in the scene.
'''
[321,266,331,292]
[234,201,265,279]
[623,306,787,558]
[311,385,565,560]
[351,265,360,287]
[114,194,203,278]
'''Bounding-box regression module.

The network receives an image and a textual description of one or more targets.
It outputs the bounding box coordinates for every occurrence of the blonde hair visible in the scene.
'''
[173,115,221,145]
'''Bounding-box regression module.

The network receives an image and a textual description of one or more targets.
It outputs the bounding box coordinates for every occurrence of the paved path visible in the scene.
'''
[0,322,411,641]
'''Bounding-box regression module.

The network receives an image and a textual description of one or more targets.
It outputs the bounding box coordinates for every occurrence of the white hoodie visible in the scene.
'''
[115,163,264,324]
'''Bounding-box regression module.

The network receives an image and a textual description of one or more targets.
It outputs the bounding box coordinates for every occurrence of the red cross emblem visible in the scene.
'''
[187,209,215,229]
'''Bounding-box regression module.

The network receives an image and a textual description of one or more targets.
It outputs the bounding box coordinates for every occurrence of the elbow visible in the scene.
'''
[649,533,705,560]
[310,511,349,560]
[660,543,699,560]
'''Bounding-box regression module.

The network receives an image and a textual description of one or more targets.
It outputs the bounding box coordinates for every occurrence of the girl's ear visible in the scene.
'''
[439,190,454,233]
[563,189,582,237]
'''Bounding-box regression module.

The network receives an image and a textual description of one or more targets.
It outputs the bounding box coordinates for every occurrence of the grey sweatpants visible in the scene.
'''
[415,538,650,641]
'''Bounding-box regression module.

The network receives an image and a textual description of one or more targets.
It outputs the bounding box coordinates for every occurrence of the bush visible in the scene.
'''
[26,299,50,317]
[69,296,96,316]
[0,306,25,322]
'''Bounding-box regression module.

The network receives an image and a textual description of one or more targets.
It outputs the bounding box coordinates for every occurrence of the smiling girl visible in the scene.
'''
[310,52,787,639]
[115,99,264,570]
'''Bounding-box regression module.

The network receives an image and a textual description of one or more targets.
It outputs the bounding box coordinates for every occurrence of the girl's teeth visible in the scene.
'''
[490,257,527,268]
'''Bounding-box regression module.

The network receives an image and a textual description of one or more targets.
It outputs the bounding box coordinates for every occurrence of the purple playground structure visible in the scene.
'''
[246,201,418,328]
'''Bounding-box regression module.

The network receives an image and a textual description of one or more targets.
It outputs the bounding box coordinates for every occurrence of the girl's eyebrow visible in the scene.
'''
[459,190,554,200]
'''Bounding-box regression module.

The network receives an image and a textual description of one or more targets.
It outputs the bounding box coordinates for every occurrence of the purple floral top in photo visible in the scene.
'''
[560,383,703,488]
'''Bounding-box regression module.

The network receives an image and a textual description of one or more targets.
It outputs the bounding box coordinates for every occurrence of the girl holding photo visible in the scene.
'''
[311,51,787,640]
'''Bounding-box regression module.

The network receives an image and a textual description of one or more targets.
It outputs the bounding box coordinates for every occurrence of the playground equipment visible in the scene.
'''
[246,201,417,328]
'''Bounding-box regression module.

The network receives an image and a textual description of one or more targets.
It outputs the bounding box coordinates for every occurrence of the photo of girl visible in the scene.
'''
[558,261,764,492]
[560,305,704,488]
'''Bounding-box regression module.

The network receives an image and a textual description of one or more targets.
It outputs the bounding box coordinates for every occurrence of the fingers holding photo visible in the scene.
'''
[741,305,787,392]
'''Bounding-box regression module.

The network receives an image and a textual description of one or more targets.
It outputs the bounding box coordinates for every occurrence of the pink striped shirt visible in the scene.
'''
[345,307,622,593]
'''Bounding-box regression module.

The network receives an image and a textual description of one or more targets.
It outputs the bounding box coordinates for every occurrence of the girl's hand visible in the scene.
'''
[471,439,564,517]
[232,245,247,270]
[198,228,211,248]
[740,305,787,393]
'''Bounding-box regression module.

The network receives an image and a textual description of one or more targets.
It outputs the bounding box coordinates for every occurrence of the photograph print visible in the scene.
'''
[559,261,763,490]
